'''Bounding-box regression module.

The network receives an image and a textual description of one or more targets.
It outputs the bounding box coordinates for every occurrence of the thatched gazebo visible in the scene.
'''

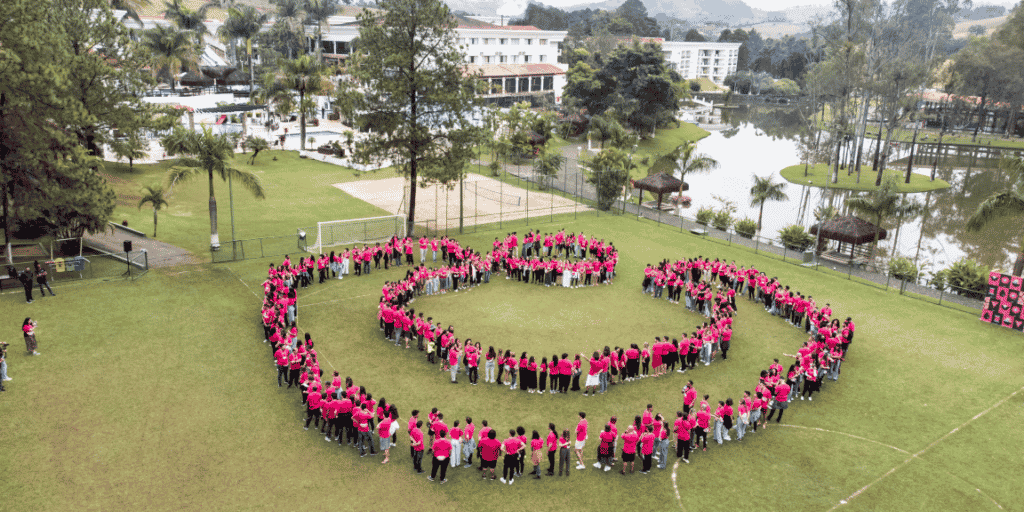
[809,215,887,259]
[635,172,688,211]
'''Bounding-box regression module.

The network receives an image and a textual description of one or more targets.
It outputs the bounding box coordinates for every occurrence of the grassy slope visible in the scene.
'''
[2,213,1022,511]
[780,163,951,193]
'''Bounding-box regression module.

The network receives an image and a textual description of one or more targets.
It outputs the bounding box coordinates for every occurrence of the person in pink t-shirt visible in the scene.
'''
[639,425,656,474]
[529,431,544,479]
[478,429,501,480]
[500,430,524,484]
[409,420,425,473]
[574,412,588,469]
[620,425,639,475]
[428,430,452,483]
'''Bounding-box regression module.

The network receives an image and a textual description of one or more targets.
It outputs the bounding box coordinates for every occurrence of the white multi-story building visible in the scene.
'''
[315,21,569,106]
[660,41,741,85]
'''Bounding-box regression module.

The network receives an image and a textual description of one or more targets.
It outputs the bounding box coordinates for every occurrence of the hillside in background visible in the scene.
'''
[952,15,1009,38]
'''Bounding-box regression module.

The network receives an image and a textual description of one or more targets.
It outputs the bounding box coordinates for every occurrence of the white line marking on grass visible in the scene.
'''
[671,459,686,511]
[829,386,1024,510]
[775,425,910,454]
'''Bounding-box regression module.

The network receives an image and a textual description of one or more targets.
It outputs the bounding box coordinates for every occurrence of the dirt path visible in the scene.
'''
[83,225,201,268]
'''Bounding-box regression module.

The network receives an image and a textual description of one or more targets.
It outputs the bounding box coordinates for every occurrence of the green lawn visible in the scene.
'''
[2,211,1022,511]
[780,163,951,193]
[103,150,396,259]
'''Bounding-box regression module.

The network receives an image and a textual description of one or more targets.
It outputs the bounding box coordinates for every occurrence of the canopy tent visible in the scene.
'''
[634,172,688,211]
[810,215,887,260]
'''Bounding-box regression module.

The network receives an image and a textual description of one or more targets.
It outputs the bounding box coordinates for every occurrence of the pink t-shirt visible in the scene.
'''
[546,431,558,451]
[621,431,639,454]
[480,438,501,461]
[576,419,588,442]
[503,437,523,455]
[432,438,452,458]
[410,427,424,451]
[640,432,656,455]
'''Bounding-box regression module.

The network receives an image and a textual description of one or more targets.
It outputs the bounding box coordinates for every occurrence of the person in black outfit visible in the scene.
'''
[18,267,34,303]
[34,261,54,297]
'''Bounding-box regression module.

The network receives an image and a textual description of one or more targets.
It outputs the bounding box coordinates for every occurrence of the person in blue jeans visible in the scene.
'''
[34,261,54,297]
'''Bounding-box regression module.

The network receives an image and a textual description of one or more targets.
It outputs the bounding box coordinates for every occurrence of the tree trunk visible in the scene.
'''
[757,201,765,232]
[1014,251,1024,276]
[1,180,10,265]
[905,130,917,184]
[299,90,306,151]
[209,171,220,249]
[153,208,159,238]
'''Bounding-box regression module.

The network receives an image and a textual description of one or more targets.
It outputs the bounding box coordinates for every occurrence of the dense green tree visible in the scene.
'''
[511,4,569,30]
[648,141,718,215]
[164,127,266,250]
[845,177,918,259]
[582,146,645,211]
[684,29,705,42]
[337,0,484,235]
[268,0,307,59]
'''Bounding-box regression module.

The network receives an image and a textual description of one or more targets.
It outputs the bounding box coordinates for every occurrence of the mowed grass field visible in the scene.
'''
[1,166,1023,510]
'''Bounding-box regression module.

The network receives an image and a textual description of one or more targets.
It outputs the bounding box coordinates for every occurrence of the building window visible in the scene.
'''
[500,38,507,45]
[542,76,553,90]
[499,55,507,63]
[539,39,547,45]
[470,38,478,44]
[491,78,502,94]
[523,55,531,63]
[505,77,516,93]
[539,55,546,63]
[511,55,518,63]
[484,56,491,63]
[511,38,519,44]
[519,77,529,93]
[531,76,541,91]
[468,56,476,63]
[526,39,533,45]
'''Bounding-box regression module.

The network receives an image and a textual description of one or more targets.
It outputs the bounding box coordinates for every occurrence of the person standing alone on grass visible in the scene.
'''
[22,318,39,356]
[19,267,33,303]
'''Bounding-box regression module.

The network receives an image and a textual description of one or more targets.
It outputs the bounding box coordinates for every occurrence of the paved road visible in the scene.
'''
[84,225,200,268]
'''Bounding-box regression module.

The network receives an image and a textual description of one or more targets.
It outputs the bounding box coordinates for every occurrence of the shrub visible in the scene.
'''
[695,206,714,225]
[712,209,733,231]
[778,224,814,251]
[735,218,757,238]
[930,258,989,299]
[689,81,701,92]
[887,256,920,282]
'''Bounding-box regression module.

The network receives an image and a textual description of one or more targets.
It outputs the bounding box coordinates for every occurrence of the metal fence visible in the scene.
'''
[210,234,305,263]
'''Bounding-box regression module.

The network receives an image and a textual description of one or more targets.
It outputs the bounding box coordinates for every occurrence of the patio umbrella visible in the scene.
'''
[635,172,688,210]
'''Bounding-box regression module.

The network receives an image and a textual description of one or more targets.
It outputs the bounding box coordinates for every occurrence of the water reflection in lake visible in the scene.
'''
[677,104,1021,273]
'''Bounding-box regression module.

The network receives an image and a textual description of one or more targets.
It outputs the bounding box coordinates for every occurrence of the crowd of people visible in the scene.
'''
[255,239,854,483]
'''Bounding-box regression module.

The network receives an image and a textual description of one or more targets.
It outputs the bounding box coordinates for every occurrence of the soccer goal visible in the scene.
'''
[298,215,407,254]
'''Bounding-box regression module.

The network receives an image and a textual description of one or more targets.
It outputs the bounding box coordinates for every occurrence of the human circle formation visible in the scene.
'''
[259,230,856,484]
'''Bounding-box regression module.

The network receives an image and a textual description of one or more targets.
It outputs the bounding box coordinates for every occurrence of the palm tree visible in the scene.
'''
[137,185,169,237]
[244,137,270,164]
[164,0,211,46]
[109,134,148,170]
[163,127,266,249]
[139,25,199,91]
[846,177,917,260]
[266,55,329,150]
[222,5,268,98]
[304,0,338,60]
[967,155,1024,276]
[110,0,151,24]
[271,0,306,59]
[649,141,720,215]
[749,173,789,233]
